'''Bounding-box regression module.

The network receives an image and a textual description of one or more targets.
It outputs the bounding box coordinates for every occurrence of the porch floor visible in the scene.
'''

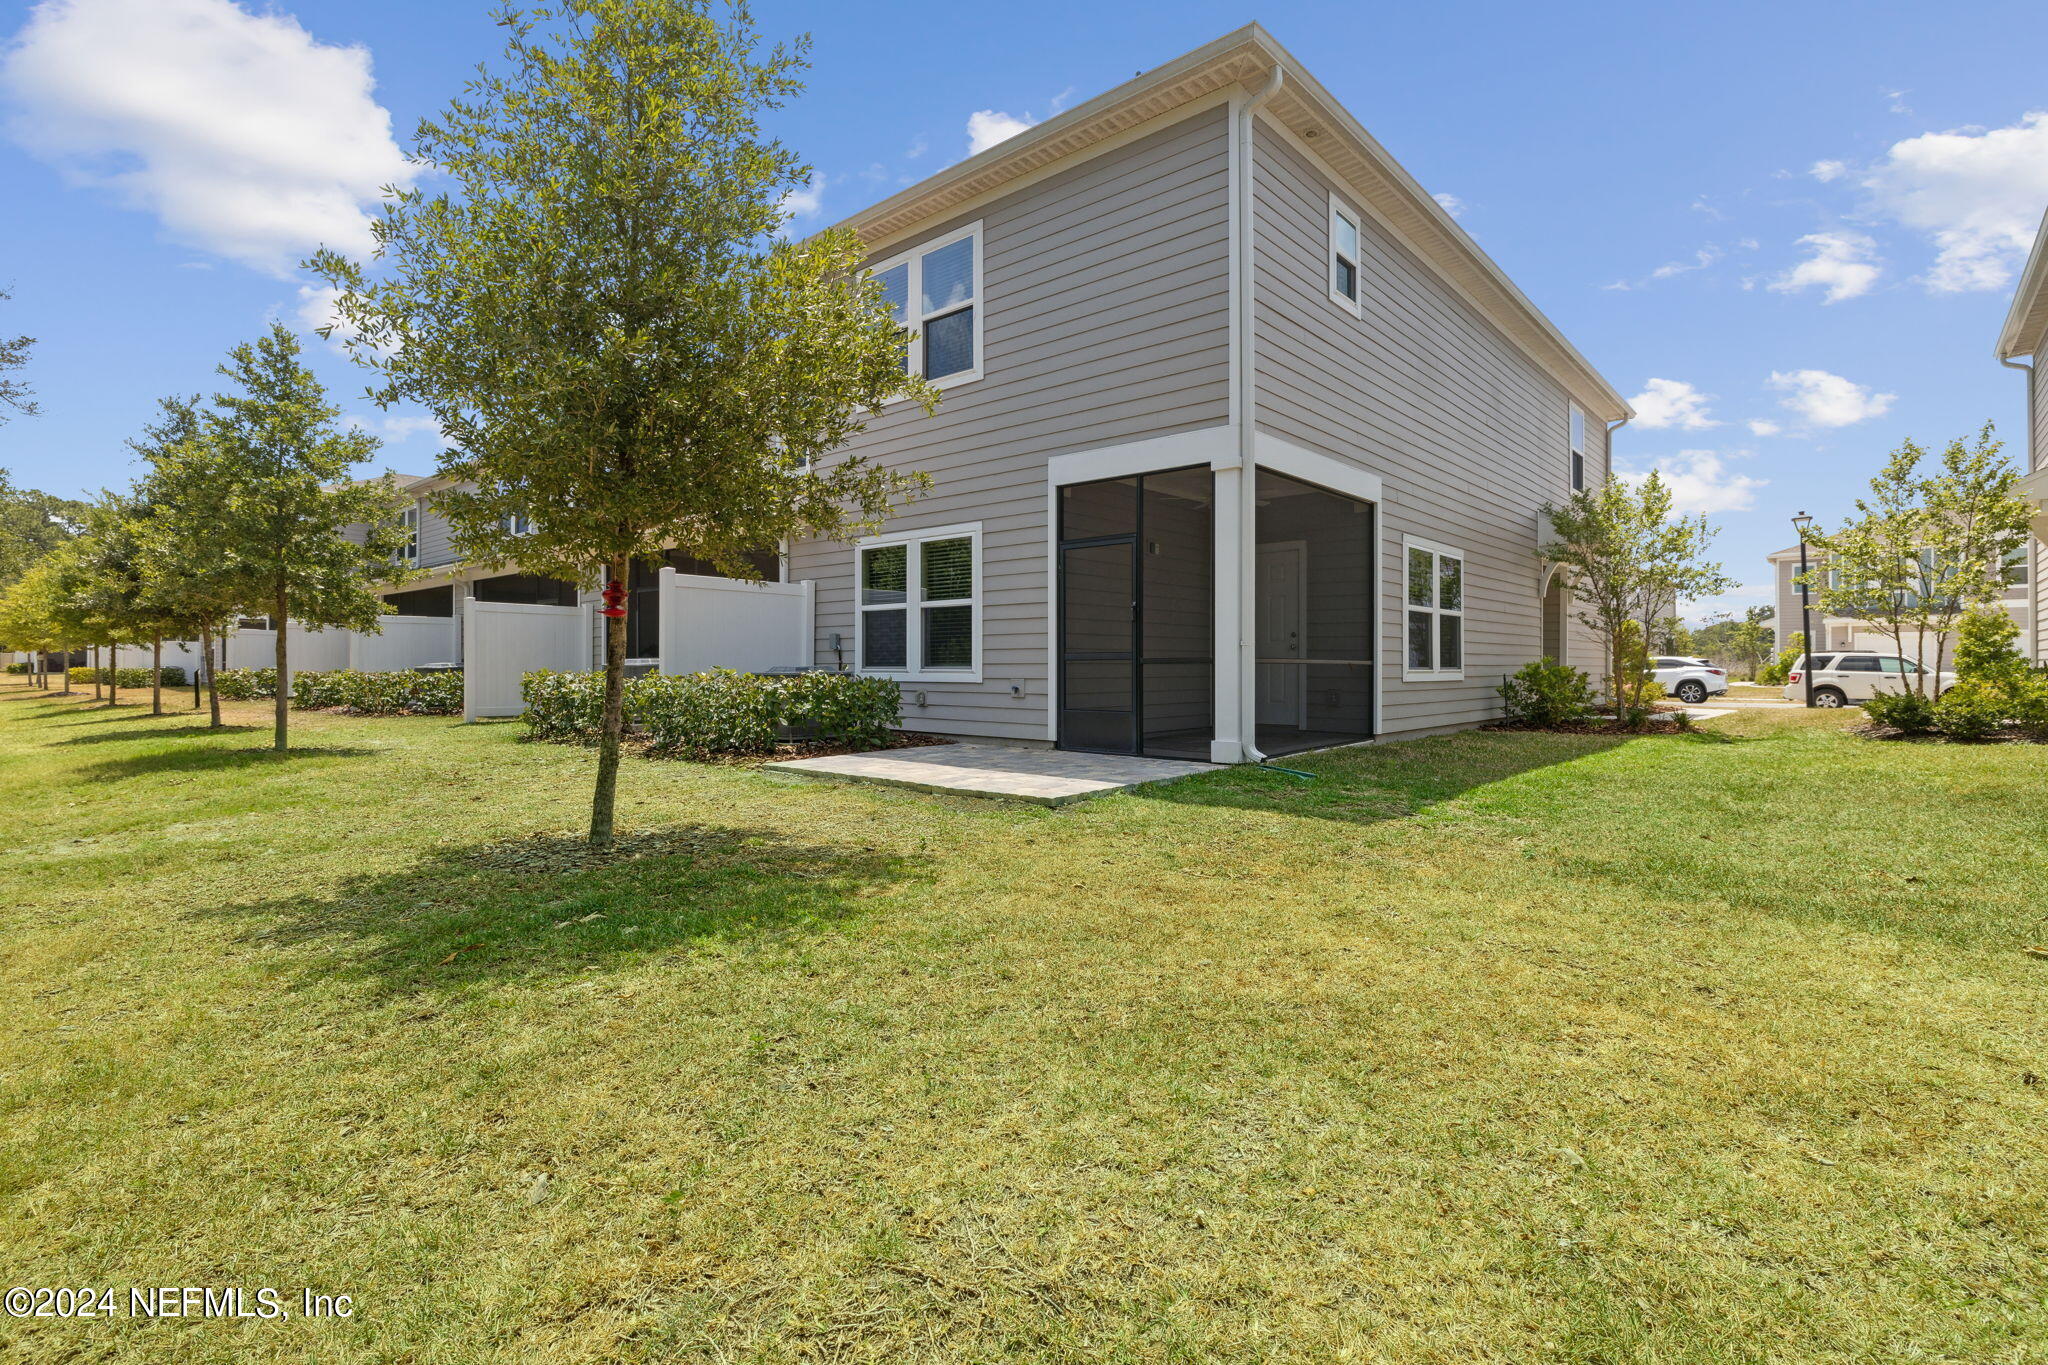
[763,743,1218,807]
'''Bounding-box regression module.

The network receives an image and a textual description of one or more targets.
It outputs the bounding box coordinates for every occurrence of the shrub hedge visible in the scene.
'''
[1497,659,1596,728]
[73,665,189,688]
[291,669,462,716]
[1861,689,1936,735]
[5,661,30,674]
[213,668,278,700]
[520,667,901,757]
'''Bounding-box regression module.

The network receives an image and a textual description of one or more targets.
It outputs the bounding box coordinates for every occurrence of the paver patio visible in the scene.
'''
[763,742,1217,805]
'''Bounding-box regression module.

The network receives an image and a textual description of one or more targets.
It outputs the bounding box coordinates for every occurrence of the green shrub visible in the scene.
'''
[72,666,188,688]
[778,670,901,749]
[1758,633,1806,687]
[4,661,29,675]
[519,668,901,756]
[1931,679,2008,742]
[2005,670,2048,742]
[291,669,461,715]
[636,668,782,757]
[1955,608,2025,683]
[1498,658,1597,728]
[520,669,609,742]
[213,668,278,700]
[1862,689,1937,734]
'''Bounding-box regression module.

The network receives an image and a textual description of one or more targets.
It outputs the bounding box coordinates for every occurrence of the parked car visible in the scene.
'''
[1650,656,1728,705]
[1782,652,1954,707]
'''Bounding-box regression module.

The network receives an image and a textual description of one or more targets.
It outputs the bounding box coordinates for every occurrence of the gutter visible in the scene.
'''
[2002,354,2036,472]
[1235,63,1284,765]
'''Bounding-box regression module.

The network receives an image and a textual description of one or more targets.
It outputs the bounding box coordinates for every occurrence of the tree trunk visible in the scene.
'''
[152,634,163,716]
[91,646,102,701]
[107,642,118,707]
[273,583,289,753]
[201,624,221,729]
[589,557,629,848]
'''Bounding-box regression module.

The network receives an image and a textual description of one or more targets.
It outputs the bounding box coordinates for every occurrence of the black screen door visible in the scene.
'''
[1058,538,1138,753]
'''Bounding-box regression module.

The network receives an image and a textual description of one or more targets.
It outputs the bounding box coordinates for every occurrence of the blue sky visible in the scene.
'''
[2,0,2044,619]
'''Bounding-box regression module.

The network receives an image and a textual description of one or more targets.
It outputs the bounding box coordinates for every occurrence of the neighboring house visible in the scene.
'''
[1999,206,2048,661]
[1766,542,2030,658]
[317,25,1631,753]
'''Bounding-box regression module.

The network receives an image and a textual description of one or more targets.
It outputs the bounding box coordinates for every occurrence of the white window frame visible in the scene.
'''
[1403,536,1466,681]
[499,512,533,537]
[1569,404,1587,492]
[396,502,420,566]
[853,521,983,683]
[1328,192,1363,317]
[872,221,984,396]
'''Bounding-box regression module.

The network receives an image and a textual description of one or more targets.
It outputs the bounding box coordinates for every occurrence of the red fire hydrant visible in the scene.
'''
[599,579,627,619]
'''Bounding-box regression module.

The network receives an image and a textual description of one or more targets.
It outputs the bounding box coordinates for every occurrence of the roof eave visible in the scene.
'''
[1996,206,2048,360]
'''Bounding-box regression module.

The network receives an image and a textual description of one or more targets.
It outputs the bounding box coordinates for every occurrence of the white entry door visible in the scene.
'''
[1256,542,1306,727]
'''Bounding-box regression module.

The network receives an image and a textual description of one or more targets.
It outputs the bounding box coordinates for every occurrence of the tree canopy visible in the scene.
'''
[312,0,933,844]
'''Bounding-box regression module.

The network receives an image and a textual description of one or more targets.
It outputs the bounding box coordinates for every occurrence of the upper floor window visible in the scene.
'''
[1404,538,1465,680]
[873,223,982,388]
[1569,405,1587,491]
[499,512,533,537]
[2004,545,2030,587]
[396,503,420,565]
[1329,193,1362,316]
[856,523,981,680]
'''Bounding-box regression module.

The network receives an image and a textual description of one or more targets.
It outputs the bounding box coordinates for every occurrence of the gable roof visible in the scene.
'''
[1998,207,2048,360]
[827,23,1630,422]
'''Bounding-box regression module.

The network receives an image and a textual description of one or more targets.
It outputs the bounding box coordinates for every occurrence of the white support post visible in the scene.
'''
[797,579,816,668]
[1210,457,1245,764]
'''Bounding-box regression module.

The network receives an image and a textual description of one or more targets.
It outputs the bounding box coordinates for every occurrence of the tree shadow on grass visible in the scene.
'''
[71,744,379,782]
[54,723,261,746]
[1140,727,1650,826]
[191,825,912,1000]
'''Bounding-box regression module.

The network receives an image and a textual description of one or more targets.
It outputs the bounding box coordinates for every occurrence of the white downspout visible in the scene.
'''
[2001,353,2038,660]
[1234,64,1283,764]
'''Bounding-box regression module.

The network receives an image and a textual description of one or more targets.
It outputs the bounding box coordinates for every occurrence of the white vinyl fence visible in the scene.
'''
[349,614,459,672]
[658,570,814,675]
[462,599,590,720]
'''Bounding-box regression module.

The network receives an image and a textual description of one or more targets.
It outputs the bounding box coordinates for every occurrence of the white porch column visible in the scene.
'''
[1209,456,1246,764]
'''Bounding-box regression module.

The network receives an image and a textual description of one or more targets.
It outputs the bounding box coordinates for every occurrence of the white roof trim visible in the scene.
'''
[1997,206,2048,359]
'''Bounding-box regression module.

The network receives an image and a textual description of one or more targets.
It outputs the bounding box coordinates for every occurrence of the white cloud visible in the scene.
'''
[1859,111,2048,293]
[1885,89,1913,116]
[1629,378,1721,431]
[346,411,444,445]
[1768,231,1881,303]
[966,108,1036,155]
[1432,192,1465,218]
[1746,418,1782,437]
[1809,159,1848,182]
[778,171,825,223]
[905,135,927,160]
[1618,450,1765,516]
[1767,369,1895,428]
[1652,246,1722,280]
[1,0,413,277]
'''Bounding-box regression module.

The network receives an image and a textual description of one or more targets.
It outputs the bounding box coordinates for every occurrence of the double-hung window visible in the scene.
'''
[1329,193,1363,315]
[499,512,533,536]
[873,223,982,388]
[1568,405,1587,491]
[396,503,420,566]
[1404,539,1465,679]
[856,524,981,680]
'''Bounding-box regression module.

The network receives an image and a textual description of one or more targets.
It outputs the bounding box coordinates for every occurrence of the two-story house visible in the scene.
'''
[2001,206,2048,661]
[1766,542,2031,659]
[313,25,1630,751]
[778,23,1628,761]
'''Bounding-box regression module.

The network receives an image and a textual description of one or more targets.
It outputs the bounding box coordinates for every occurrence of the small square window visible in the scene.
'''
[869,226,982,387]
[856,527,981,678]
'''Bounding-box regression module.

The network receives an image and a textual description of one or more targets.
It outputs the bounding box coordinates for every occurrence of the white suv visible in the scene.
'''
[1783,652,1952,707]
[1650,656,1728,705]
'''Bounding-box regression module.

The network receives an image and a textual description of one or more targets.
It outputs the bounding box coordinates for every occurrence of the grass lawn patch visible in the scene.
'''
[1,684,2043,1362]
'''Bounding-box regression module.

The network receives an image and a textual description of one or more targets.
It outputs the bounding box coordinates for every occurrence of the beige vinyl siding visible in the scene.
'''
[1248,121,1604,736]
[789,105,1234,741]
[416,501,460,569]
[1774,555,1806,651]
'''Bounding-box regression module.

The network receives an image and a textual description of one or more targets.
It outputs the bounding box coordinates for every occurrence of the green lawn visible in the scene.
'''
[2,685,2044,1363]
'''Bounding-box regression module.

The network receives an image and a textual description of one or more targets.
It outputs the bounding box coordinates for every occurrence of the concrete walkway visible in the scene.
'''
[764,743,1218,806]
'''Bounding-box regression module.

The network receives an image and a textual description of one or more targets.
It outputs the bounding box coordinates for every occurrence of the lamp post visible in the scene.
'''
[1792,511,1816,708]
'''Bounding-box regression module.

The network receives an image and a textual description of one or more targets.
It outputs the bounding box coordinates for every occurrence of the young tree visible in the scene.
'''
[0,289,36,426]
[1725,607,1776,680]
[313,0,930,846]
[1541,473,1733,721]
[152,325,408,750]
[130,397,247,727]
[0,557,82,691]
[1802,425,2031,696]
